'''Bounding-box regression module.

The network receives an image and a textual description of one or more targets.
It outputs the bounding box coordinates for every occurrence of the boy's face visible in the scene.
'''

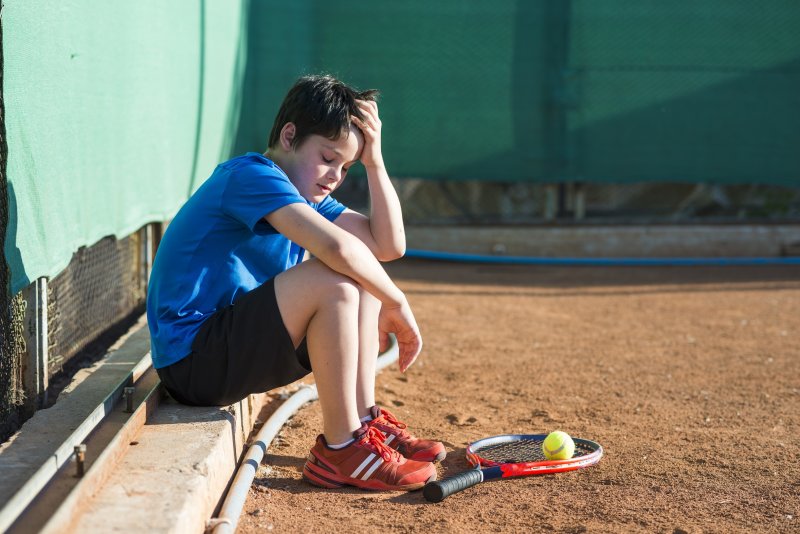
[283,125,364,203]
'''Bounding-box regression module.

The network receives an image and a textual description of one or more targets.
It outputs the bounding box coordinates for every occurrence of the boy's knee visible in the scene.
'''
[301,259,371,307]
[308,261,360,301]
[327,278,361,304]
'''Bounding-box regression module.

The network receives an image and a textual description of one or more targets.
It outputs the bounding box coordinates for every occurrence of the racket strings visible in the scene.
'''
[475,439,595,464]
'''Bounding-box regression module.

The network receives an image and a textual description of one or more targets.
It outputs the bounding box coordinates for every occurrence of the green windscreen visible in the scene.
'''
[235,0,800,185]
[4,0,247,293]
[4,1,800,293]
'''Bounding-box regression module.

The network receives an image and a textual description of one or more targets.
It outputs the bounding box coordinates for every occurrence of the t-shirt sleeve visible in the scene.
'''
[316,195,347,222]
[220,164,306,234]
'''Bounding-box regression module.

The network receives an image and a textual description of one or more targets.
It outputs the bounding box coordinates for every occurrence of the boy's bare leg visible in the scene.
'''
[355,289,381,419]
[274,259,362,445]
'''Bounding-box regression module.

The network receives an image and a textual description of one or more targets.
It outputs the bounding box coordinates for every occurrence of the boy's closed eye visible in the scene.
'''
[322,151,356,171]
[321,150,339,163]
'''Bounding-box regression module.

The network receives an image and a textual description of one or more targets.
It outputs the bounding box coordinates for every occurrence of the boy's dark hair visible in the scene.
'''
[267,75,379,150]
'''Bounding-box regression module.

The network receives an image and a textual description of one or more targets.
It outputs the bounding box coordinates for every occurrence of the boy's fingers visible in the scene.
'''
[398,336,421,373]
[399,348,410,372]
[351,114,374,134]
[379,330,390,353]
[399,347,419,373]
[356,101,379,121]
[355,112,375,129]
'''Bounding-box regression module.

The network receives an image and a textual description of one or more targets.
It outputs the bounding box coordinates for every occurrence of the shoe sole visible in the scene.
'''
[303,461,436,491]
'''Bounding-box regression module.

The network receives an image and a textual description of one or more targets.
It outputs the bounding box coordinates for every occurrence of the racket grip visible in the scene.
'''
[423,469,483,502]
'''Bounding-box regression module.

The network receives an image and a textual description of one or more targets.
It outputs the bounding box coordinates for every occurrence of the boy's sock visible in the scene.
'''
[327,438,355,450]
[329,416,373,448]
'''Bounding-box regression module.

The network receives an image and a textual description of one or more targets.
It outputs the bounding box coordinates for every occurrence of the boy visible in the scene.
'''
[146,75,444,491]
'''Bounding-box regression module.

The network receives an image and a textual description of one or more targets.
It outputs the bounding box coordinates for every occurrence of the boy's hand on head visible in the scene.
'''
[378,300,422,373]
[352,100,383,169]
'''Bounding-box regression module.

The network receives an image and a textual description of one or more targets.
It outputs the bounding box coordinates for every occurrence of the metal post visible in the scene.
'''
[145,223,154,283]
[23,277,49,411]
[574,182,586,221]
[36,277,49,407]
[140,224,154,291]
[124,386,135,413]
[74,444,86,478]
[544,185,558,221]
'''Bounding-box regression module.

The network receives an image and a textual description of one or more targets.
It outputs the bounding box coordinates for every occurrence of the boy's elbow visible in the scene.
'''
[316,234,352,264]
[376,243,405,262]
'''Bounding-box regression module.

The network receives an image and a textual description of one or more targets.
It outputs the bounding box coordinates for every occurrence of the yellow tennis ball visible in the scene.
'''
[542,431,575,460]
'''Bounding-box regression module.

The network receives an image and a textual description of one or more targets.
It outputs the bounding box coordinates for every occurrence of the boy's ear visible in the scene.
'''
[280,123,296,151]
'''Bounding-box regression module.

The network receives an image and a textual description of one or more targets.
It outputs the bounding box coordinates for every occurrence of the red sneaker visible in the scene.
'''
[303,423,436,491]
[367,406,447,463]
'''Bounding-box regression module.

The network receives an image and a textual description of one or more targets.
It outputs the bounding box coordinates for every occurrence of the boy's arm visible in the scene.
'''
[333,100,406,262]
[265,202,421,370]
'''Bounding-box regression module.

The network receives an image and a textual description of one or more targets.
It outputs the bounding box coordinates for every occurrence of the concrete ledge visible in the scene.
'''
[0,322,152,532]
[70,394,267,533]
[1,315,270,533]
[406,224,800,258]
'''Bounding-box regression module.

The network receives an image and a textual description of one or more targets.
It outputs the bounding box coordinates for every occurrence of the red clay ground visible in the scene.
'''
[238,259,800,533]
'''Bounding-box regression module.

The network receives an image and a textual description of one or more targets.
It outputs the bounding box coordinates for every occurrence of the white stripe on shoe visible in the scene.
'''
[361,457,384,480]
[350,453,376,478]
[384,434,396,446]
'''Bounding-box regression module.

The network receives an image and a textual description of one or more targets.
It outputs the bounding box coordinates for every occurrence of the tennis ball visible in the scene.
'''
[542,431,575,460]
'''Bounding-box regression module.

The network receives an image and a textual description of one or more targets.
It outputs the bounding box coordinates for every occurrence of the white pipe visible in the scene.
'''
[375,338,400,373]
[209,336,400,534]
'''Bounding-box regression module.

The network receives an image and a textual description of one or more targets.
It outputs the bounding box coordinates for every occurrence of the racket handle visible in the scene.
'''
[423,469,483,502]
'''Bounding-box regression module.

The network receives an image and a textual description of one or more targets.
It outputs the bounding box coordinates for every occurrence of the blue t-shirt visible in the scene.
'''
[147,152,347,369]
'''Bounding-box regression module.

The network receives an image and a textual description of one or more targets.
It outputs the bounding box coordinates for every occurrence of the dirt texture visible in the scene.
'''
[238,259,800,533]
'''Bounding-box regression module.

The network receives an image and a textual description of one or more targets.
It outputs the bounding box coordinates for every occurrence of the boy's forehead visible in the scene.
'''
[319,129,363,159]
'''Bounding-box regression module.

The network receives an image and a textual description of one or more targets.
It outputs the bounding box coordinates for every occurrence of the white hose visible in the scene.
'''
[208,336,400,533]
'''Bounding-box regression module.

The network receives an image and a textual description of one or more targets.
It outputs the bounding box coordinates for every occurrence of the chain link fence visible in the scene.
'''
[0,230,150,443]
[47,234,146,374]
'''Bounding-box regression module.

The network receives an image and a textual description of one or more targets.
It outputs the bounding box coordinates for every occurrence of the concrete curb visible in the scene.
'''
[406,224,800,258]
[70,394,270,533]
[0,320,152,532]
[0,316,274,533]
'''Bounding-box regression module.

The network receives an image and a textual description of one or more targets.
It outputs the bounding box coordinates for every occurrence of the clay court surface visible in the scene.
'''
[238,259,799,533]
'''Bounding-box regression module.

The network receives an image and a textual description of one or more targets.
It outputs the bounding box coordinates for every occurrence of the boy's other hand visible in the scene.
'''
[378,300,422,373]
[352,100,383,169]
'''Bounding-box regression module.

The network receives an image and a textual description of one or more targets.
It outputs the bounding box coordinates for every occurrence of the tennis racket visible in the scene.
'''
[423,433,603,502]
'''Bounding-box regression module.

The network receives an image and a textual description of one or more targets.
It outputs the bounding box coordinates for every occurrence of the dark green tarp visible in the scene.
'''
[236,0,800,185]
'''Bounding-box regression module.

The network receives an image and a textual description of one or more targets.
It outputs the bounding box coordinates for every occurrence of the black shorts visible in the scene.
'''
[156,278,312,406]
